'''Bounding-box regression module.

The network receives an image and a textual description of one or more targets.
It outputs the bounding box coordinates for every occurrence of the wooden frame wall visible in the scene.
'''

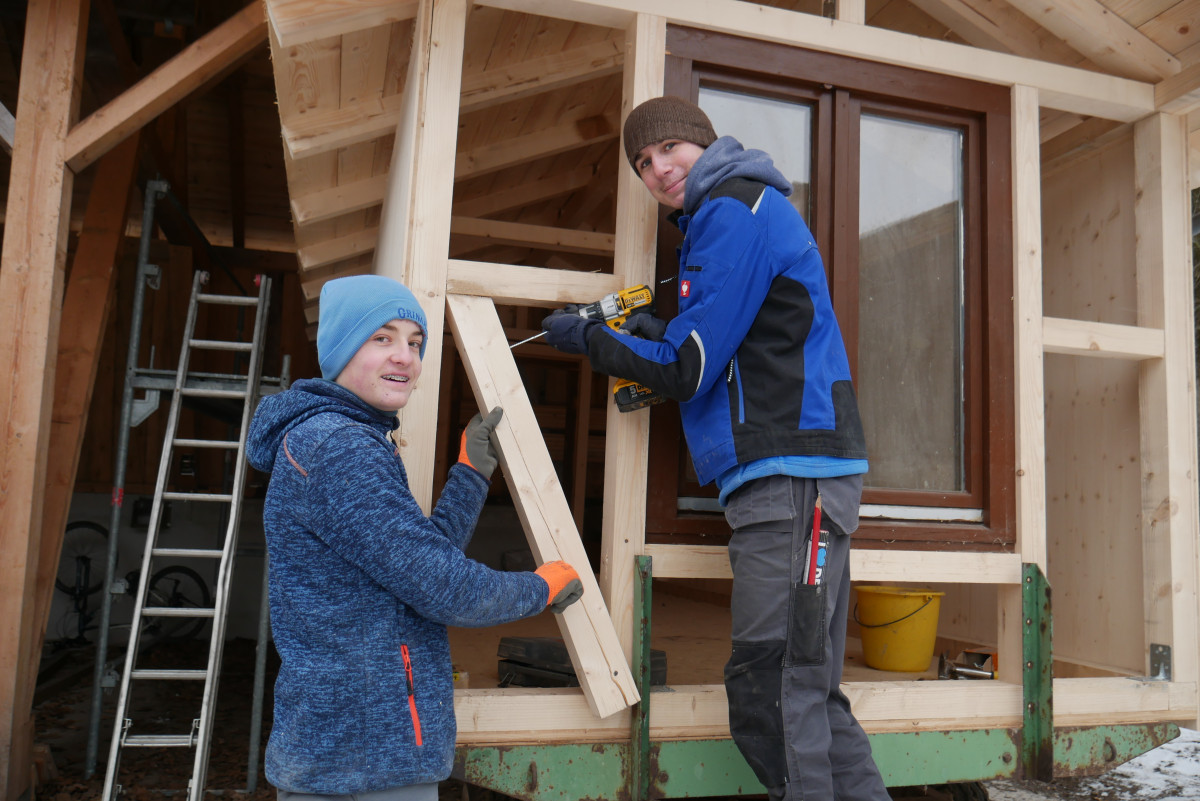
[374,0,1200,738]
[4,0,1200,793]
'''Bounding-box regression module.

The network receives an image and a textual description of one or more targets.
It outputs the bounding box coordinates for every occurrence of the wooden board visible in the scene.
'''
[0,1,87,793]
[446,292,639,719]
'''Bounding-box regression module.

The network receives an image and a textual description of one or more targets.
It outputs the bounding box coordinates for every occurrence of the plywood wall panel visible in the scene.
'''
[1040,141,1144,672]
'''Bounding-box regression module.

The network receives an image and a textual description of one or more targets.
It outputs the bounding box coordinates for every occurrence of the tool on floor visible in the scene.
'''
[101,268,273,801]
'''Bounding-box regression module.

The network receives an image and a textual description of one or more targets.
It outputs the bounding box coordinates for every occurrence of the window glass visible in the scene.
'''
[698,86,812,222]
[858,114,965,491]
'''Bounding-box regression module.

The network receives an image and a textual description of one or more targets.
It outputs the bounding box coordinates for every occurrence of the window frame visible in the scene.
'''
[646,26,1014,550]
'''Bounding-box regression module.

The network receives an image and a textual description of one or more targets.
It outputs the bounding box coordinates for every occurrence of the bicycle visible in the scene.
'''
[53,520,213,645]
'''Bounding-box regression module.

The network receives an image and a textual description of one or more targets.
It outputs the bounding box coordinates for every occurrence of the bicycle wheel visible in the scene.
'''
[54,520,109,596]
[145,565,212,641]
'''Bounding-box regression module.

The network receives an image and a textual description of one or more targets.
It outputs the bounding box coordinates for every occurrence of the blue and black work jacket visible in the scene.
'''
[588,177,867,486]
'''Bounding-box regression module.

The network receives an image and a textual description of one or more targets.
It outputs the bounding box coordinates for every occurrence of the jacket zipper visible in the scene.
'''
[401,644,423,746]
[727,356,745,424]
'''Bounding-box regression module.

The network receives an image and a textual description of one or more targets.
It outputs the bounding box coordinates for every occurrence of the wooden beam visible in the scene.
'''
[291,173,388,227]
[907,0,1070,60]
[447,293,639,719]
[282,92,404,161]
[1042,316,1165,360]
[450,217,615,257]
[642,543,1024,584]
[599,11,664,663]
[376,0,467,512]
[446,260,622,306]
[460,37,623,113]
[297,226,379,270]
[451,165,596,219]
[65,1,267,172]
[475,0,1155,121]
[1135,113,1200,705]
[1157,59,1200,115]
[455,114,619,180]
[454,677,1197,743]
[836,0,865,25]
[1002,84,1047,687]
[266,0,419,48]
[0,1,88,794]
[32,134,141,700]
[1003,0,1179,83]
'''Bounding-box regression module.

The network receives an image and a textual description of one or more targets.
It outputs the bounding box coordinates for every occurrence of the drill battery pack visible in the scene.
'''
[613,378,664,412]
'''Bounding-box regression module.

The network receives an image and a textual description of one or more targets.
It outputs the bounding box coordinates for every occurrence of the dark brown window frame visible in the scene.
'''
[646,26,1014,551]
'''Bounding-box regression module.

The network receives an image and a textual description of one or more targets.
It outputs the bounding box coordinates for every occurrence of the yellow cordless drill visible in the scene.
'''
[573,285,665,413]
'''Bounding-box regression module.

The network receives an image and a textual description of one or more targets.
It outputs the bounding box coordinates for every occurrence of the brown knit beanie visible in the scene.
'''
[622,96,717,170]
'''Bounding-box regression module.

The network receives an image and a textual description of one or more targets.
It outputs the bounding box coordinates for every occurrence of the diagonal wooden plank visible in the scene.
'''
[446,293,639,719]
[65,1,267,172]
[266,0,419,48]
[1004,0,1179,82]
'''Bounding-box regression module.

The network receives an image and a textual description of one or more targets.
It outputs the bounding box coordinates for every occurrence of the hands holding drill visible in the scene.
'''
[541,305,667,354]
[457,406,584,614]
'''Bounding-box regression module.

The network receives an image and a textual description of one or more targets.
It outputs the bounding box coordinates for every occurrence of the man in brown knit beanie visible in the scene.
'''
[541,95,886,801]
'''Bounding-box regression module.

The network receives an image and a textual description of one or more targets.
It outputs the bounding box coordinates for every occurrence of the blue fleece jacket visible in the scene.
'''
[247,379,549,794]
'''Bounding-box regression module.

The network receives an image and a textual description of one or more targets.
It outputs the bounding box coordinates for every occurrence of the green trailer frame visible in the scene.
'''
[454,559,1179,800]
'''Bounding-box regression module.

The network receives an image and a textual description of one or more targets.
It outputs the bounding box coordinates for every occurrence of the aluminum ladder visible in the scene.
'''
[101,269,272,801]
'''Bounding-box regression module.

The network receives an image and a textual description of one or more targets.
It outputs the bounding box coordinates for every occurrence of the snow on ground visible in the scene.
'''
[984,728,1200,800]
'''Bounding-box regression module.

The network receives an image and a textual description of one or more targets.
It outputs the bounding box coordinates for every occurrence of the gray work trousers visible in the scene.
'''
[723,475,889,801]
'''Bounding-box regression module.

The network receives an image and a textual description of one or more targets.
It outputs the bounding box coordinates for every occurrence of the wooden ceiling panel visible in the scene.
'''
[1137,3,1200,59]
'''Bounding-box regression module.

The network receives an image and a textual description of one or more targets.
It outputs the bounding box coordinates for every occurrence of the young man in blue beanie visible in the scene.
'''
[249,274,583,800]
[540,97,887,801]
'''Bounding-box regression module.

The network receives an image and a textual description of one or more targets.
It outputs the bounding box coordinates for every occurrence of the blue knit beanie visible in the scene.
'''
[317,275,429,380]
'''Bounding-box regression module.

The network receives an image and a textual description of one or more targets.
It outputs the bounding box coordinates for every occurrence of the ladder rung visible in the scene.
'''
[174,438,240,449]
[162,491,234,503]
[180,387,247,399]
[151,547,224,559]
[124,733,196,748]
[143,606,216,618]
[131,669,208,680]
[197,292,259,307]
[189,339,254,352]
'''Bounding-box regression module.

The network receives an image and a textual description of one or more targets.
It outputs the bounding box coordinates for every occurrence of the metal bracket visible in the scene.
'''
[1148,644,1172,681]
[130,390,161,427]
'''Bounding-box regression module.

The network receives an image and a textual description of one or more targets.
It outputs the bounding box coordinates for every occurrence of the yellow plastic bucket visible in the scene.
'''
[854,586,944,672]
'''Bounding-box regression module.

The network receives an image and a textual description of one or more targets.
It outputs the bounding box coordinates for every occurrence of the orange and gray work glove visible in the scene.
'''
[458,407,503,479]
[535,561,584,613]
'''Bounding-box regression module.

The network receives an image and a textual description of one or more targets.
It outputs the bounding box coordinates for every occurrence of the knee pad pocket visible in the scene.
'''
[724,640,789,787]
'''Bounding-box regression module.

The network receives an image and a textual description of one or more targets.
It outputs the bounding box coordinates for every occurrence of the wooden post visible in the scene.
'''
[600,12,664,661]
[1001,83,1047,685]
[31,134,142,689]
[0,0,89,795]
[375,0,468,512]
[1134,112,1200,704]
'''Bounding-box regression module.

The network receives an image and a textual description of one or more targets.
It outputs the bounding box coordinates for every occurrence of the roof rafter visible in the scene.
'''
[455,114,618,180]
[1004,0,1180,82]
[460,37,623,113]
[266,0,419,48]
[65,1,268,172]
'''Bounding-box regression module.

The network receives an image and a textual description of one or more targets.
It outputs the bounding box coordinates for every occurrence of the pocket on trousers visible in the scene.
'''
[785,582,827,667]
[724,640,788,788]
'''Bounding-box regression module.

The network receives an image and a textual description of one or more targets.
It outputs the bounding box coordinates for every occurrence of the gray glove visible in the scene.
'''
[619,313,667,341]
[459,407,503,479]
